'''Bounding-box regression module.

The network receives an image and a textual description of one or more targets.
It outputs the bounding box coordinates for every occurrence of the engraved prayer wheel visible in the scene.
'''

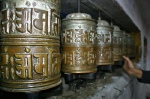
[123,32,128,56]
[96,17,114,66]
[0,0,62,92]
[61,13,97,73]
[112,25,123,61]
[129,37,135,57]
[127,34,132,57]
[131,38,136,57]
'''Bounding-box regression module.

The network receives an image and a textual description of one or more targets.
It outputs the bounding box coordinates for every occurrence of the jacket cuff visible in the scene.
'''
[137,70,150,83]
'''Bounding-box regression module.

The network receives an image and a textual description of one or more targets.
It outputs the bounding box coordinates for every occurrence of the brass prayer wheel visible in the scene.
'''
[96,17,114,66]
[112,25,123,61]
[131,38,136,57]
[0,0,62,92]
[126,34,132,57]
[61,13,97,73]
[129,36,135,57]
[123,32,128,56]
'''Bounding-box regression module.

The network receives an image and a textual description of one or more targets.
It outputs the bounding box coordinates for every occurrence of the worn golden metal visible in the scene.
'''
[127,35,135,57]
[61,13,97,73]
[0,0,62,92]
[122,32,128,56]
[112,25,123,61]
[96,17,114,65]
[130,38,136,57]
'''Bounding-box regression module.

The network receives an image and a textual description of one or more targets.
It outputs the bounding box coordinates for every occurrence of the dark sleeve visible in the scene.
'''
[137,70,150,83]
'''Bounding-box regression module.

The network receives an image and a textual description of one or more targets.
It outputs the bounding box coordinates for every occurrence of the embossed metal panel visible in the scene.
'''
[127,34,134,57]
[112,26,123,61]
[61,13,97,73]
[0,0,62,92]
[130,37,136,57]
[96,17,114,65]
[123,32,128,56]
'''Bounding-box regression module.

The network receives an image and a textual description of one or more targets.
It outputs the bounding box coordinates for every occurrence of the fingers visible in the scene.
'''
[123,60,128,70]
[122,55,135,69]
[123,56,133,64]
[123,56,129,61]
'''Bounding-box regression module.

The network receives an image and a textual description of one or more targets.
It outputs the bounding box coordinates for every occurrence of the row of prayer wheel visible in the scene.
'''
[0,0,135,92]
[61,13,136,73]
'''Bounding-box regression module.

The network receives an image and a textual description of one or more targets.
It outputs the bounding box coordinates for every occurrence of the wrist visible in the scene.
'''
[132,68,142,79]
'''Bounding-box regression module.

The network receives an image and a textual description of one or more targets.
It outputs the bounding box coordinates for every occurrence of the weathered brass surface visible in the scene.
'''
[61,13,97,73]
[96,17,114,65]
[123,32,128,56]
[127,35,135,57]
[130,38,136,57]
[0,0,62,92]
[112,26,123,61]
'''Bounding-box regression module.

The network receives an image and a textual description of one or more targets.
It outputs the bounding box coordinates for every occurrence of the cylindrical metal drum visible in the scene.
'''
[132,38,136,57]
[112,25,123,61]
[127,34,132,57]
[96,17,114,65]
[123,32,128,56]
[130,37,136,57]
[0,0,61,92]
[61,13,97,73]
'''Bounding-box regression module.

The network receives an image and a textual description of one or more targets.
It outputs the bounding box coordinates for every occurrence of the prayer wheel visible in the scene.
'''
[132,38,136,57]
[112,25,123,61]
[129,37,136,57]
[127,34,132,57]
[96,17,114,66]
[61,13,97,73]
[123,32,128,56]
[0,0,62,92]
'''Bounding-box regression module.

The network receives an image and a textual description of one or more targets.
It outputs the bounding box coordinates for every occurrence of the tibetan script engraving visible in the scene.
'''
[1,8,60,36]
[0,46,61,80]
[62,29,96,44]
[62,48,95,66]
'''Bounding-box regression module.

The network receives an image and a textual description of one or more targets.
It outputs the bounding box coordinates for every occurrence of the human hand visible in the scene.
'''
[123,56,135,75]
[122,56,142,79]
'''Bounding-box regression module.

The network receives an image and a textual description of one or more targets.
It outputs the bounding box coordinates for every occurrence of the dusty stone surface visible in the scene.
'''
[46,69,144,99]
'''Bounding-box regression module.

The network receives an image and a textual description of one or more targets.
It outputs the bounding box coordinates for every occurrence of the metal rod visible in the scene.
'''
[99,11,101,17]
[88,0,126,30]
[78,0,80,12]
[111,22,113,26]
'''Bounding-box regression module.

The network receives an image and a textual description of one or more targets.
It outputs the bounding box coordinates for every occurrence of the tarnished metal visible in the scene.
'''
[61,13,97,73]
[122,32,128,56]
[127,35,135,58]
[130,38,136,57]
[96,17,114,65]
[0,0,62,92]
[126,34,132,57]
[112,25,123,61]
